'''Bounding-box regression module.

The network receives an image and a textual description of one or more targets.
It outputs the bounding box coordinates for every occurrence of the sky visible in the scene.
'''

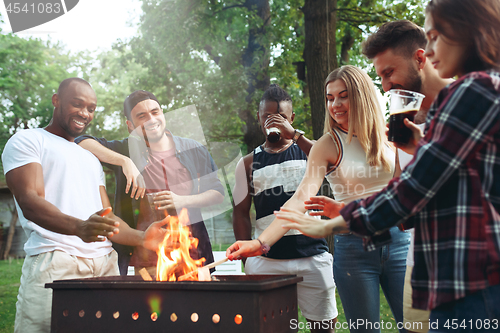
[0,0,142,53]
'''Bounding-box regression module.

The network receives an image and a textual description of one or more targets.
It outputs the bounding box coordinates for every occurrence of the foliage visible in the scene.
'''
[0,26,87,184]
[117,0,426,146]
[128,0,261,150]
[336,0,426,89]
[84,46,150,141]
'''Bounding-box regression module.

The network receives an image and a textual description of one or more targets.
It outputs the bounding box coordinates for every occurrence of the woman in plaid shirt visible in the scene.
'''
[277,0,500,331]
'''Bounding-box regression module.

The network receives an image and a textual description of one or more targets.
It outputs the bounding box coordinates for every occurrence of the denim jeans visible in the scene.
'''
[428,284,500,332]
[334,226,410,333]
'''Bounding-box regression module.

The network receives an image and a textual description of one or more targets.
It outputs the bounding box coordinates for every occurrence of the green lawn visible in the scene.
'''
[0,259,22,333]
[0,247,399,333]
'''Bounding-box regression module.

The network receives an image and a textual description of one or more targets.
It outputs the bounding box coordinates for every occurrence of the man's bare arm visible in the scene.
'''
[98,186,168,250]
[78,138,144,198]
[232,156,253,241]
[295,134,314,156]
[6,163,118,242]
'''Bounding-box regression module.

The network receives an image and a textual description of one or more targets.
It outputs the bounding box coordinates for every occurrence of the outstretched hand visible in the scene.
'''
[142,216,170,252]
[275,207,349,238]
[304,196,345,218]
[76,207,119,243]
[274,207,333,238]
[226,239,262,261]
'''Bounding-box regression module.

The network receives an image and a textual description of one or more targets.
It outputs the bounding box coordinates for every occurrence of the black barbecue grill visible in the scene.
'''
[46,274,302,333]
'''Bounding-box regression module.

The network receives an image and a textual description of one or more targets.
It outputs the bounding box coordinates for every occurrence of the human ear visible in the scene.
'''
[415,49,426,69]
[52,94,59,108]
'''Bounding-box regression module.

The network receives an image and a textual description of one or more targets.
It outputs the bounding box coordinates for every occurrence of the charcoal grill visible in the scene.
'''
[46,274,302,333]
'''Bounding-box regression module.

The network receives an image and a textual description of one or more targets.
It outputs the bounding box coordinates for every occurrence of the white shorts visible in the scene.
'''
[14,250,119,333]
[245,252,338,322]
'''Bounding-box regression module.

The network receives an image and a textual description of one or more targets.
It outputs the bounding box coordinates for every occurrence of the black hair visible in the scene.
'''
[362,20,427,59]
[260,84,292,113]
[123,90,160,120]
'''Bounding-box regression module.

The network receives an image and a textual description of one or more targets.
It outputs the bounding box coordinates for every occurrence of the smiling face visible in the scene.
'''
[52,81,96,140]
[372,48,423,93]
[424,13,468,79]
[326,79,350,130]
[127,99,166,143]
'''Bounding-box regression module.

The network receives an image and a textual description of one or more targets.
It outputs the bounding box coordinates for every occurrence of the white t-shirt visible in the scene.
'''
[2,128,113,258]
[398,123,426,267]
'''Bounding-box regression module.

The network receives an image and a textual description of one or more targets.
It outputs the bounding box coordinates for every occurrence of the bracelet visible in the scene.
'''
[256,238,270,255]
[292,129,305,142]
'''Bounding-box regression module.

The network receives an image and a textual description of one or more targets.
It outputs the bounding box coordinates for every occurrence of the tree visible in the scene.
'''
[126,0,426,147]
[0,18,89,184]
[128,0,279,152]
[300,0,426,138]
[84,46,150,141]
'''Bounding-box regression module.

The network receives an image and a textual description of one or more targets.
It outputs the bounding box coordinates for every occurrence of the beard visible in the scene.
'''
[58,108,88,139]
[61,122,87,138]
[403,63,423,93]
[140,122,165,143]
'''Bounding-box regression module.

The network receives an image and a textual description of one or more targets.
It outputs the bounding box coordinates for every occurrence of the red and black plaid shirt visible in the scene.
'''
[341,71,500,311]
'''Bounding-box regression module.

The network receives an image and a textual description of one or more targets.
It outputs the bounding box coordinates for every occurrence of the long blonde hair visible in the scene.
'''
[323,65,392,172]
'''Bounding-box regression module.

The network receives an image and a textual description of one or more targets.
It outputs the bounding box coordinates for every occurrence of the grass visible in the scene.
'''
[0,247,399,333]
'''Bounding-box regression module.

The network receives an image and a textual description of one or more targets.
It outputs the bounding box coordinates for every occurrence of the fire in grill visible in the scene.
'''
[46,274,302,333]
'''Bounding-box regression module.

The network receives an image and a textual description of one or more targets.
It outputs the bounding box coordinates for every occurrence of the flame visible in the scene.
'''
[156,208,205,281]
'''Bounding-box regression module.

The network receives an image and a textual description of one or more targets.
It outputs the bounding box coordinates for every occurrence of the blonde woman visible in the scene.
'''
[228,65,410,332]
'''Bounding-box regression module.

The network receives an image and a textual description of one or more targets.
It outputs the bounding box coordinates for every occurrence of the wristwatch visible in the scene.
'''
[292,129,305,143]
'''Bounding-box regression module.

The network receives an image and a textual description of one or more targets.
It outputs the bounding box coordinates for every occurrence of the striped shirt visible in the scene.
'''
[252,144,328,259]
[341,71,500,311]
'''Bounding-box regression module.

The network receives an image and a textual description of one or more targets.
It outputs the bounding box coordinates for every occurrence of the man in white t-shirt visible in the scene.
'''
[1,78,168,333]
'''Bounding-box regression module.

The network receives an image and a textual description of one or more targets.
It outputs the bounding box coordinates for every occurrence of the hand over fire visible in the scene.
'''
[77,207,119,243]
[226,239,262,261]
[142,216,170,251]
[154,191,186,216]
[275,207,349,238]
[304,196,345,218]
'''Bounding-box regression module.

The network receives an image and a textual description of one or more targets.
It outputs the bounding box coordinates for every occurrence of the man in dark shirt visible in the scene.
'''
[76,90,224,275]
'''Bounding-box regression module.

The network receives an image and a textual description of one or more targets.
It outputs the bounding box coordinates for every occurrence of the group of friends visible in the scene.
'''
[2,0,500,332]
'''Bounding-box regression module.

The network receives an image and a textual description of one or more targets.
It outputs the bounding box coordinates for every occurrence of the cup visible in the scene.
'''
[387,89,425,144]
[146,192,165,221]
[266,127,281,143]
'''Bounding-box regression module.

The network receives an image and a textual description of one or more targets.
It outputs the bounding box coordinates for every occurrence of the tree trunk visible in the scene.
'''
[302,0,338,140]
[240,0,270,153]
[3,205,18,260]
[340,30,355,65]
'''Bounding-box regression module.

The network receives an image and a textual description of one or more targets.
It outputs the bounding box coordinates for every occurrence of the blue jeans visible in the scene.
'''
[429,284,500,332]
[334,226,410,333]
